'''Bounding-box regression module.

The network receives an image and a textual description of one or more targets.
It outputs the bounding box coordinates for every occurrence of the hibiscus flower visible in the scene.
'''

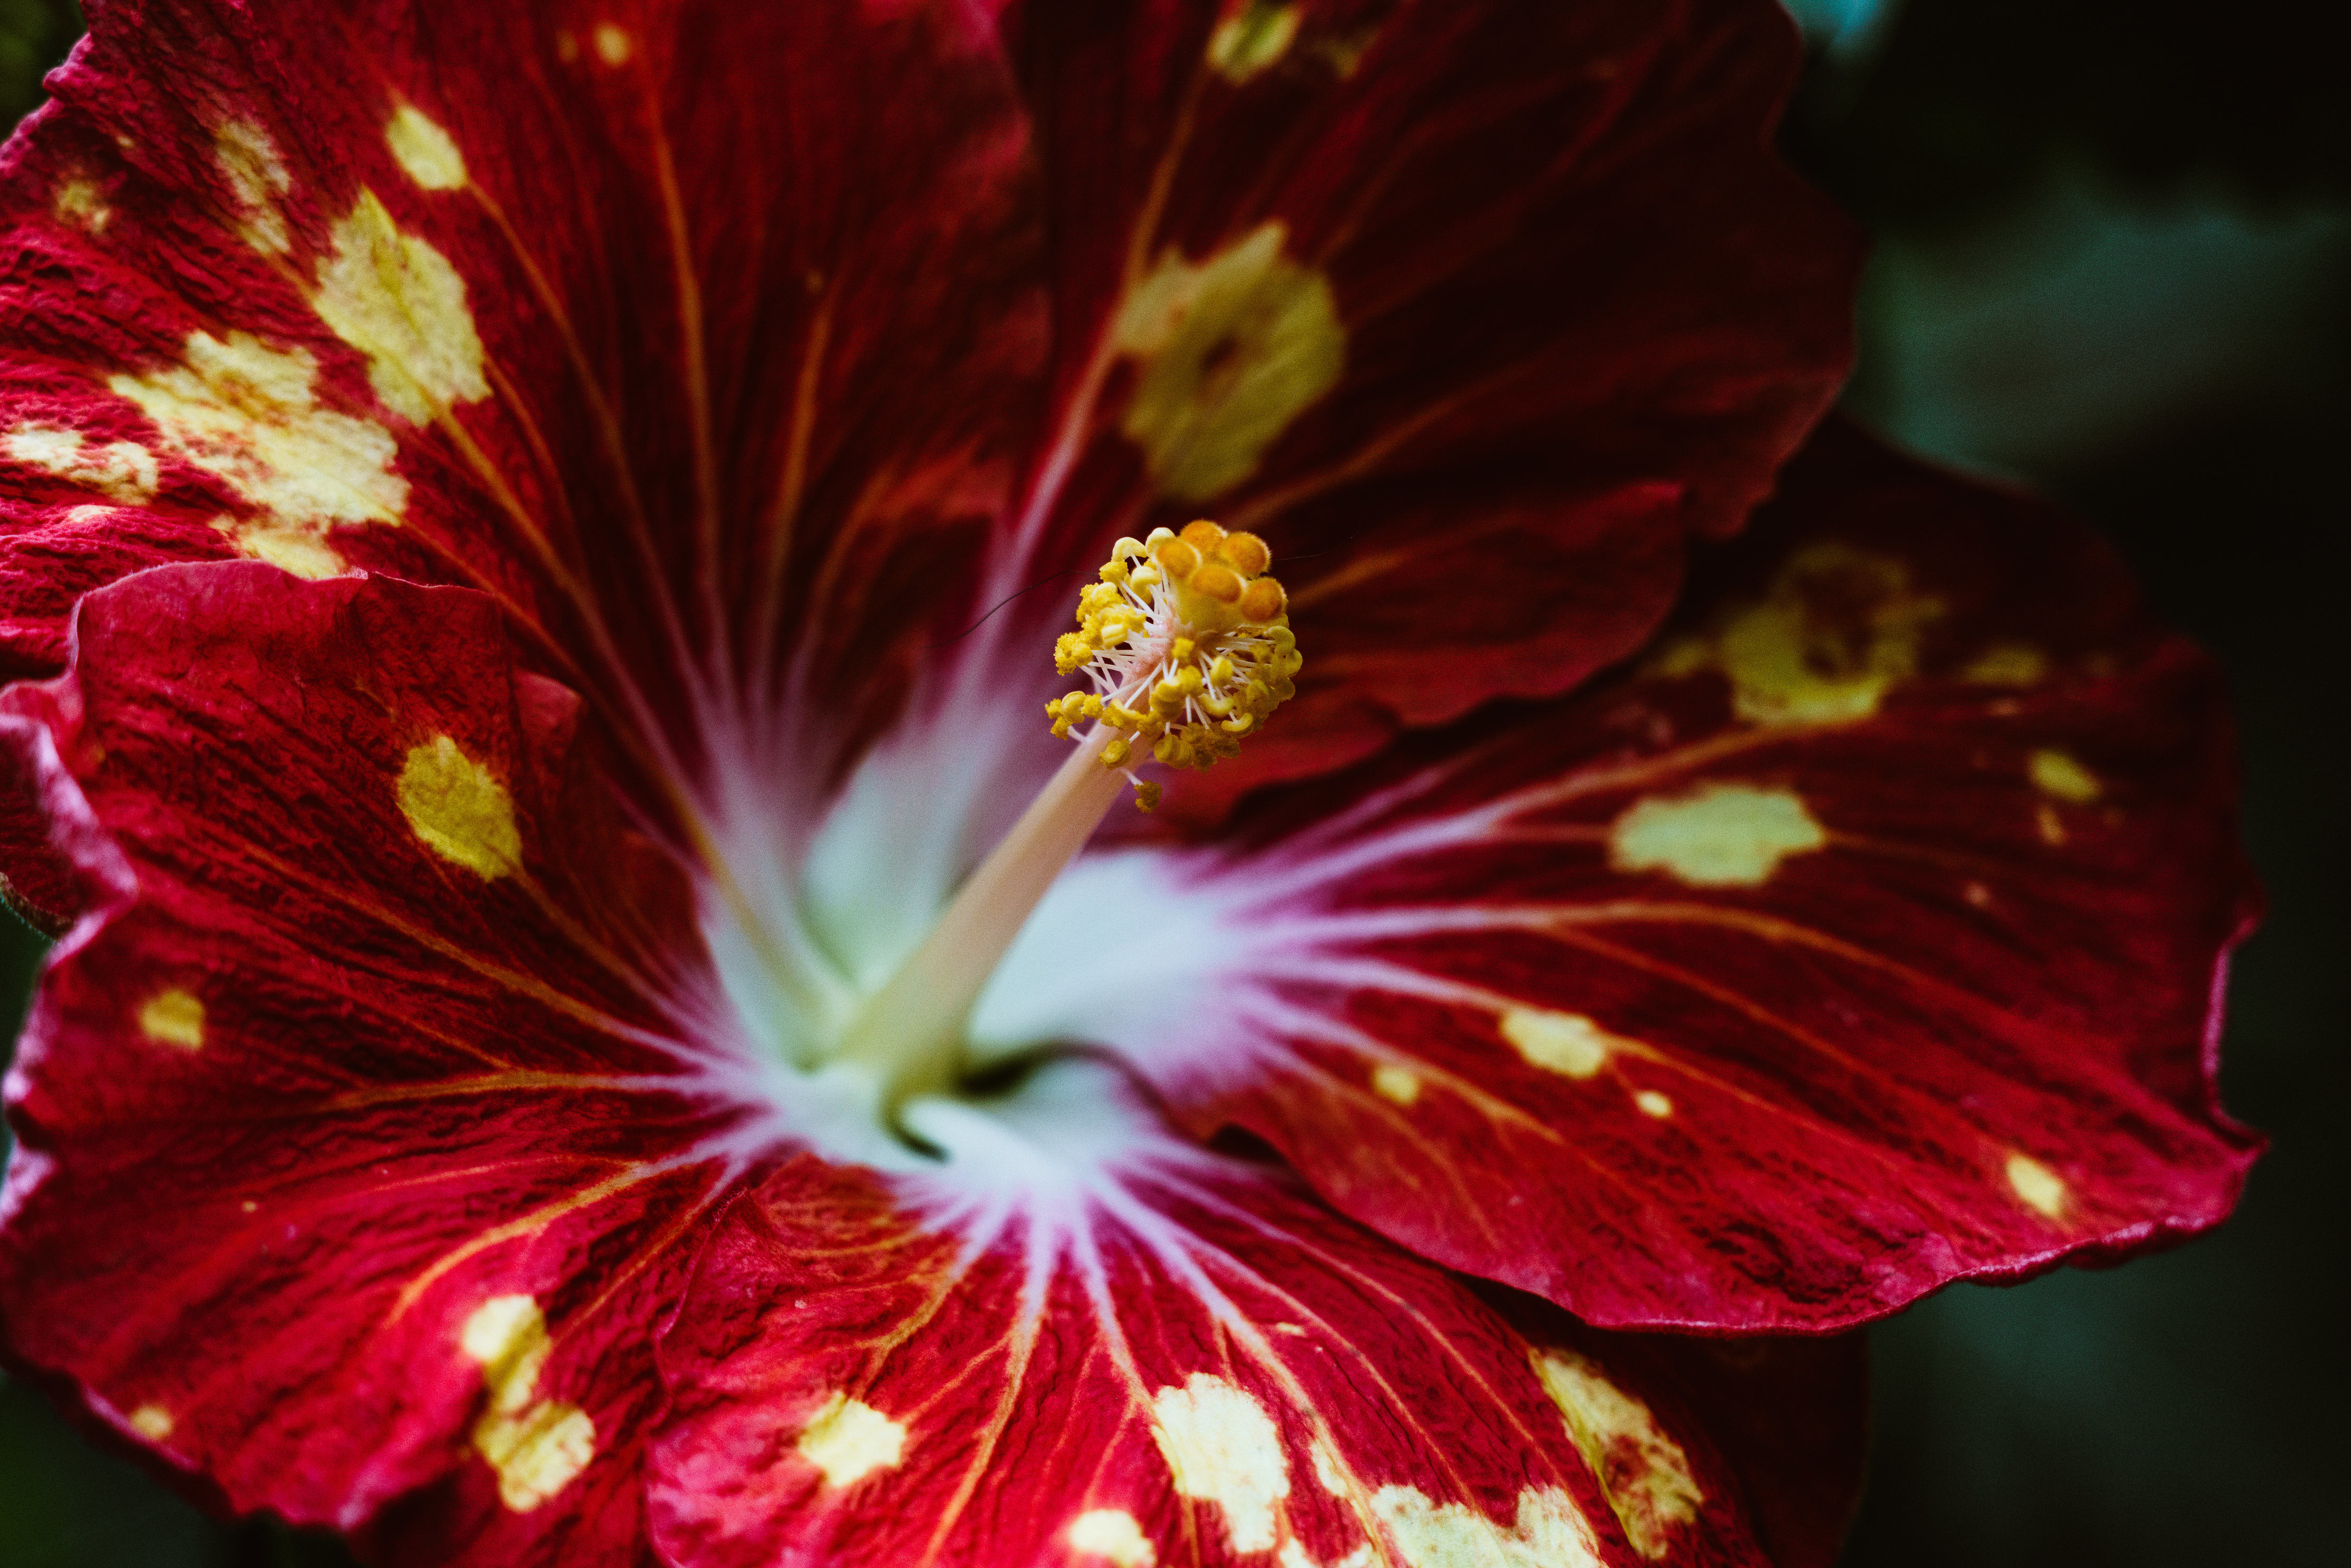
[0,1,2257,1565]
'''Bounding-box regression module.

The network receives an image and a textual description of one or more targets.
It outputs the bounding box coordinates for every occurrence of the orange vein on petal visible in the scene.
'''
[752,281,835,663]
[388,1162,670,1320]
[230,838,693,1057]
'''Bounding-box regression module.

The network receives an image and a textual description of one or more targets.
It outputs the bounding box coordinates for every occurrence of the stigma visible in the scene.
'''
[827,520,1302,1125]
[1045,520,1303,811]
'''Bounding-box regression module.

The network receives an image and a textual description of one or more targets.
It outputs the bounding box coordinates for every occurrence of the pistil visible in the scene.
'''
[832,520,1302,1122]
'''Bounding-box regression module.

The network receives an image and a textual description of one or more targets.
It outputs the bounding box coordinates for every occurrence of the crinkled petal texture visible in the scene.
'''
[0,0,1859,922]
[0,564,1863,1565]
[0,568,749,1564]
[0,0,1051,924]
[978,424,2261,1331]
[651,1069,1866,1568]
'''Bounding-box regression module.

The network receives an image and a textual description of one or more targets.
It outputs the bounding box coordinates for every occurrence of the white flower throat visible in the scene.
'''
[709,521,1301,1154]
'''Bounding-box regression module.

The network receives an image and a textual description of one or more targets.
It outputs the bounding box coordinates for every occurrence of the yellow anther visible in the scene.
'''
[1239,577,1286,622]
[1191,562,1245,605]
[1048,515,1303,809]
[1133,780,1164,812]
[1180,518,1228,552]
[1216,530,1271,577]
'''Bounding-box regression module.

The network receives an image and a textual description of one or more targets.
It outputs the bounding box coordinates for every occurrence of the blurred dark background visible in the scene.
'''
[3,1,2345,1563]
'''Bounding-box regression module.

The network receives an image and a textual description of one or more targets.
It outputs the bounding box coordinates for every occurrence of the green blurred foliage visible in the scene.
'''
[0,0,73,125]
[1,0,2345,1564]
[1787,0,2351,226]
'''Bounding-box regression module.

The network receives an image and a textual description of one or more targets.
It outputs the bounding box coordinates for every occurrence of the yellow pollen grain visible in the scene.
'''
[2036,802,2067,846]
[1208,1,1302,80]
[460,1294,595,1512]
[398,736,523,879]
[387,105,468,191]
[2005,1151,2068,1220]
[212,118,291,254]
[1633,1090,1673,1119]
[1150,1374,1289,1554]
[3,424,157,503]
[1532,1350,1702,1560]
[129,1404,174,1440]
[1051,519,1303,807]
[1609,782,1826,888]
[1069,1509,1158,1568]
[796,1392,907,1487]
[313,190,490,424]
[139,988,206,1050]
[1499,1008,1626,1079]
[2029,748,2101,803]
[1113,221,1343,501]
[592,23,633,65]
[1372,1063,1422,1105]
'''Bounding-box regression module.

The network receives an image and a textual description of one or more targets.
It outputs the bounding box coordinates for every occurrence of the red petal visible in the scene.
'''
[649,1061,1820,1568]
[0,564,755,1563]
[1,0,1046,895]
[996,0,1860,814]
[982,422,2259,1331]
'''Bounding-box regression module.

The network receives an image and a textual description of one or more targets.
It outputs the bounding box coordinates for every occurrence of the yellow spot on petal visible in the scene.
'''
[1372,1484,1602,1568]
[1500,1009,1625,1079]
[796,1392,907,1487]
[1609,783,1825,888]
[139,988,206,1050]
[3,424,157,503]
[592,23,633,65]
[209,515,348,579]
[1208,1,1301,81]
[1964,643,2048,686]
[1665,543,1944,726]
[1372,1063,1422,1105]
[313,190,489,425]
[109,329,406,562]
[386,105,468,191]
[474,1400,596,1512]
[460,1295,594,1512]
[1070,1509,1157,1568]
[2029,748,2101,803]
[1309,1439,1348,1495]
[53,176,112,232]
[2036,802,2067,846]
[213,118,291,254]
[399,736,523,880]
[1633,1090,1673,1119]
[1532,1350,1702,1560]
[1115,221,1343,502]
[1150,1374,1289,1554]
[2005,1151,2068,1220]
[129,1404,173,1440]
[462,1295,550,1411]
